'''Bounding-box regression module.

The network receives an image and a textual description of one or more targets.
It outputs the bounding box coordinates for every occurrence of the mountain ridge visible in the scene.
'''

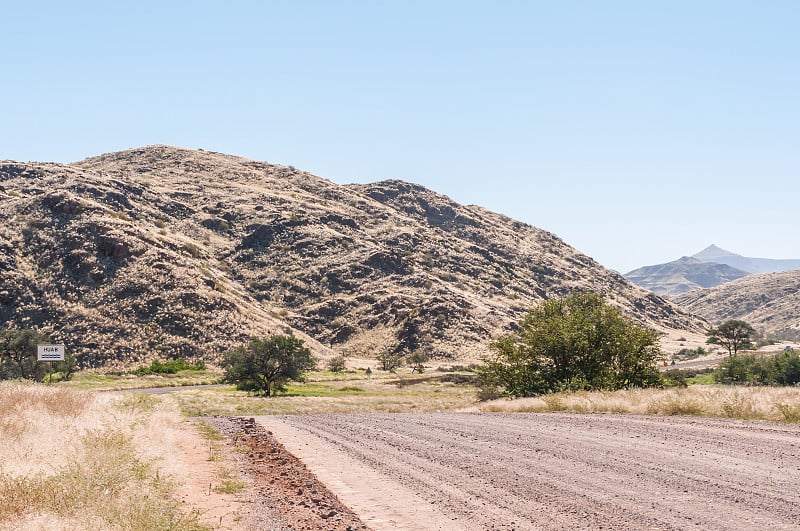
[691,244,800,274]
[625,245,800,295]
[1,145,705,366]
[624,256,749,295]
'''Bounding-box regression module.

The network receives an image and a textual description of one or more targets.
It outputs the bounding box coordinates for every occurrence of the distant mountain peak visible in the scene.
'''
[624,256,749,295]
[693,244,739,261]
[692,245,800,275]
[627,244,800,295]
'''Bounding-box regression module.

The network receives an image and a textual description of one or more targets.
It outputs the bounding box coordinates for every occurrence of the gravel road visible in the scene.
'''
[260,413,800,530]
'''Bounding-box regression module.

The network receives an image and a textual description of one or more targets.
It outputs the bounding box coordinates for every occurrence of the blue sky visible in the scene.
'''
[3,1,798,273]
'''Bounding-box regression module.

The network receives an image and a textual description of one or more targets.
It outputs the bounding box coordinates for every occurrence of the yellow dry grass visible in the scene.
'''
[0,382,208,530]
[478,385,800,423]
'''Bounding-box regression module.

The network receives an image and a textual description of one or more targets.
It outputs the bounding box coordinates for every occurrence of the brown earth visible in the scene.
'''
[250,413,800,530]
[209,416,368,530]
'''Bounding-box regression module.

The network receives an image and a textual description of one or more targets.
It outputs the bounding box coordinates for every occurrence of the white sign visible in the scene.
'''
[37,344,65,361]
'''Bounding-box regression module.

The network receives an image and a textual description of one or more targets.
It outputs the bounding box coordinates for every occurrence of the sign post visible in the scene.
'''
[37,345,65,384]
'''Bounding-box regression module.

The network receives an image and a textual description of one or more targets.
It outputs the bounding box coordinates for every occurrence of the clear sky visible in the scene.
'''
[2,1,798,273]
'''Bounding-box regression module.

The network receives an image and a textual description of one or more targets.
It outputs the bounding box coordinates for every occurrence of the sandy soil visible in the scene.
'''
[170,419,252,529]
[255,413,800,530]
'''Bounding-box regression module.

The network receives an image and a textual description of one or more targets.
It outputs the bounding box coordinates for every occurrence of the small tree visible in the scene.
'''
[376,350,405,372]
[706,320,755,357]
[408,351,429,374]
[222,335,315,396]
[478,292,662,397]
[327,354,347,373]
[55,353,78,381]
[0,328,50,381]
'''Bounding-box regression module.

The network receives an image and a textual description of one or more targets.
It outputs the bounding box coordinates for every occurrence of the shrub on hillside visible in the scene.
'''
[672,347,707,361]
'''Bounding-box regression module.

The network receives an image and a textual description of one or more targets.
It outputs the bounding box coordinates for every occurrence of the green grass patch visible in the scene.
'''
[58,369,224,391]
[134,358,206,376]
[166,377,479,416]
[194,419,225,442]
[686,372,716,385]
[276,382,367,397]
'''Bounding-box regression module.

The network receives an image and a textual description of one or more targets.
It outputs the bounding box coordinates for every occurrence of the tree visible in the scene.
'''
[408,351,429,374]
[327,354,347,373]
[222,335,315,396]
[478,292,662,397]
[713,350,800,386]
[706,320,755,357]
[0,328,50,381]
[376,350,405,372]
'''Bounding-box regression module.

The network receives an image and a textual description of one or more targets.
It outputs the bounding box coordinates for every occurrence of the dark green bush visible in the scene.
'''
[327,355,347,373]
[714,351,800,385]
[672,347,707,361]
[134,358,206,376]
[772,350,800,385]
[439,373,476,385]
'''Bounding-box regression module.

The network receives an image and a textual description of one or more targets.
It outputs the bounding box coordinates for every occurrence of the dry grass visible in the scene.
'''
[0,382,207,530]
[478,385,800,423]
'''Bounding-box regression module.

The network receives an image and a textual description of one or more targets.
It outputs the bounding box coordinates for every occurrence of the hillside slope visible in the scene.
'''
[1,146,704,366]
[675,270,800,340]
[624,256,748,295]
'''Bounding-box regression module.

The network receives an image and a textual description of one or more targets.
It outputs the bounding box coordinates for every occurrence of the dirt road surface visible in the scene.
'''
[256,413,800,530]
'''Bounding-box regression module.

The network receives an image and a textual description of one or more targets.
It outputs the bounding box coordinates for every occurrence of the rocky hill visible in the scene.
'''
[675,270,800,340]
[624,256,749,295]
[1,146,705,367]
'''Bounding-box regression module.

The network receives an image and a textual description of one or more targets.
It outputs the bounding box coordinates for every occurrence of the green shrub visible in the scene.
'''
[714,351,800,386]
[134,358,206,376]
[772,350,800,385]
[478,292,662,398]
[327,355,347,373]
[0,328,60,381]
[672,347,707,361]
[439,373,476,385]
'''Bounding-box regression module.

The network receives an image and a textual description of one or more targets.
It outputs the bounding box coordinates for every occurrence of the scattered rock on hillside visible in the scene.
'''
[0,146,706,367]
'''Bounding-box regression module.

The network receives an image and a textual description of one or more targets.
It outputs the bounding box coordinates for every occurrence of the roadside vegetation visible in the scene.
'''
[714,350,800,385]
[0,382,208,530]
[222,334,316,396]
[58,365,221,391]
[478,293,662,398]
[478,385,800,423]
[171,369,479,416]
[0,328,77,382]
